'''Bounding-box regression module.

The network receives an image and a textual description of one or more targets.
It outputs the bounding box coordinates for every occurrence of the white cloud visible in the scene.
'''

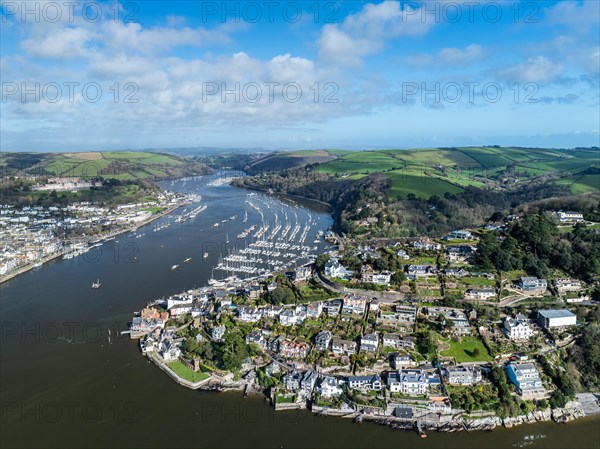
[544,1,600,30]
[318,1,436,67]
[407,44,485,67]
[497,56,564,83]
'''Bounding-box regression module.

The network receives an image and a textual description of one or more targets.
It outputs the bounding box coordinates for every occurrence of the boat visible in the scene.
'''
[213,223,219,227]
[203,253,209,259]
[91,279,101,289]
[171,265,179,270]
[184,258,192,263]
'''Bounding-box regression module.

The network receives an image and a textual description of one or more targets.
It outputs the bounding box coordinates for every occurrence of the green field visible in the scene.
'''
[312,147,599,199]
[0,151,199,181]
[167,361,210,383]
[440,336,492,362]
[386,170,464,199]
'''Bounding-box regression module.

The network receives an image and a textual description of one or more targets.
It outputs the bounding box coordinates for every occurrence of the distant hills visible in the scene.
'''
[244,147,599,198]
[0,151,211,181]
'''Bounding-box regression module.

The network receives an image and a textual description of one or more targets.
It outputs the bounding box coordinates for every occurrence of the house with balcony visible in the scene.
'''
[388,369,428,395]
[442,365,482,385]
[506,362,545,399]
[332,338,357,356]
[360,333,379,353]
[519,277,548,292]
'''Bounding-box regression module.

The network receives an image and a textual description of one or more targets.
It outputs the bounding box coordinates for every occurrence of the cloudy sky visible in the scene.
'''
[1,0,599,152]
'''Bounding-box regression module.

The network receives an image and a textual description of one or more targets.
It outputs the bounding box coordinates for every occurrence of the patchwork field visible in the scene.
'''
[0,151,208,181]
[315,147,599,198]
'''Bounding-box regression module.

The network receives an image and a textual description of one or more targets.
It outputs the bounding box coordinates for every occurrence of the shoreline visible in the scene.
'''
[0,201,188,285]
[146,349,600,433]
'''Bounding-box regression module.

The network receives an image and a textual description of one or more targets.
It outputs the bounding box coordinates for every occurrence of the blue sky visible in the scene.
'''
[1,0,599,152]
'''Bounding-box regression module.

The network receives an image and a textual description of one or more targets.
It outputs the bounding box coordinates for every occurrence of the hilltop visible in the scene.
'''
[0,151,211,206]
[235,146,600,238]
[0,151,211,181]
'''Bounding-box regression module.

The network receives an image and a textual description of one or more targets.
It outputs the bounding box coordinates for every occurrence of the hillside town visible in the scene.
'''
[0,190,198,282]
[130,209,600,433]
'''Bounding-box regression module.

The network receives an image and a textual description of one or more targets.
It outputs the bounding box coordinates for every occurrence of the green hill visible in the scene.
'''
[315,147,599,198]
[0,151,210,181]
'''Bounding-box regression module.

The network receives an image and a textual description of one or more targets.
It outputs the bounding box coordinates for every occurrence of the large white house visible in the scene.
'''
[318,376,344,397]
[388,369,428,395]
[503,314,534,340]
[324,257,353,280]
[556,210,584,223]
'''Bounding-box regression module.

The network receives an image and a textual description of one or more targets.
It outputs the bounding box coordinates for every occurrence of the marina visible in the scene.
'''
[1,172,598,449]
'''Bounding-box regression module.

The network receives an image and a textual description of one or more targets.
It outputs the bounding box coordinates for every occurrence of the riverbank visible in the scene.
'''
[0,201,189,285]
[144,350,600,434]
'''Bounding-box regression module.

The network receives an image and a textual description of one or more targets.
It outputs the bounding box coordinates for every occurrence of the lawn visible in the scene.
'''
[167,361,210,383]
[461,277,496,287]
[276,394,297,403]
[440,336,492,362]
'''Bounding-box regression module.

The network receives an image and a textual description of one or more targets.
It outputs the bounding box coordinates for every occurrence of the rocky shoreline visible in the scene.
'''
[344,401,587,433]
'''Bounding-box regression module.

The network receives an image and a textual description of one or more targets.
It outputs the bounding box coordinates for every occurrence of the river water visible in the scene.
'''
[1,173,598,449]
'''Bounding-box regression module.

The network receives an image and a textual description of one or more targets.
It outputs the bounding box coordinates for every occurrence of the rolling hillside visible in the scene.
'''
[314,147,599,198]
[0,151,211,181]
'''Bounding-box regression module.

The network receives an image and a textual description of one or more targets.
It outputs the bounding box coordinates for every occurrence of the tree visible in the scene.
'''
[220,332,249,372]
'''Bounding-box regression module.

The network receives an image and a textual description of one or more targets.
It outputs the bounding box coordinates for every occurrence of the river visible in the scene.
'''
[1,173,598,449]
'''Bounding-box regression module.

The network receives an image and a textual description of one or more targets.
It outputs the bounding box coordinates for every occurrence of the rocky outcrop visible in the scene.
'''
[502,409,551,428]
[551,401,584,423]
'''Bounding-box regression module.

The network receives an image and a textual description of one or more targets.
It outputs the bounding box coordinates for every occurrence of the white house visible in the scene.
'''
[360,333,379,353]
[388,369,428,395]
[465,288,496,301]
[556,210,584,223]
[318,376,344,397]
[503,314,534,340]
[324,257,353,280]
[237,306,262,323]
[443,365,482,385]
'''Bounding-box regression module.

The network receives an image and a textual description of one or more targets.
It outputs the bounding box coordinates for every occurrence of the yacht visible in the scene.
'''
[171,265,179,271]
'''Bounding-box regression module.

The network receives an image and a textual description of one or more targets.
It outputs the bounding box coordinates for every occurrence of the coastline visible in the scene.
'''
[146,349,599,433]
[0,201,189,285]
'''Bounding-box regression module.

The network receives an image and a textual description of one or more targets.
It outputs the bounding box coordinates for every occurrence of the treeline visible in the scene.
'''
[475,213,600,281]
[0,178,160,207]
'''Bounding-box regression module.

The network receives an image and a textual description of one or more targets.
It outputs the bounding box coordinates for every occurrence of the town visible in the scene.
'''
[130,208,600,434]
[0,184,200,282]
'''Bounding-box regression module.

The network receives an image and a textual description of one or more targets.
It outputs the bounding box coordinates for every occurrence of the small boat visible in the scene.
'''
[92,279,101,289]
[184,258,192,263]
[171,265,179,271]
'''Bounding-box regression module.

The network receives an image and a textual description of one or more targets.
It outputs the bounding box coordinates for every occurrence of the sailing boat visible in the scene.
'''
[226,234,230,244]
[91,279,101,289]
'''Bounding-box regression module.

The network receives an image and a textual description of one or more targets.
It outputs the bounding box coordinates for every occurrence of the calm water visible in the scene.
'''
[1,174,598,449]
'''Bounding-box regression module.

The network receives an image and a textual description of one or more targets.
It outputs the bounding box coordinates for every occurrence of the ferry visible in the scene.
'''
[91,279,101,289]
[171,265,179,271]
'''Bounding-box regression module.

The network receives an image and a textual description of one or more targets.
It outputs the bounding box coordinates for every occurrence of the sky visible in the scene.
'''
[1,0,599,152]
